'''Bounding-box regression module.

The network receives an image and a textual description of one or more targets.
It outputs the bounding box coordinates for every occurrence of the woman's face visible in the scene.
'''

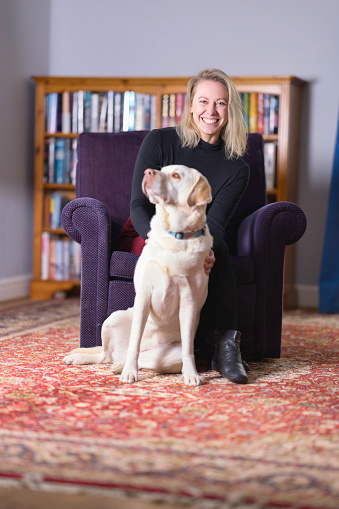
[190,80,229,144]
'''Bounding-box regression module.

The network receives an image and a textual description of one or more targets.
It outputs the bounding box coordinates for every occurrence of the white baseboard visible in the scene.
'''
[295,284,319,309]
[0,274,32,302]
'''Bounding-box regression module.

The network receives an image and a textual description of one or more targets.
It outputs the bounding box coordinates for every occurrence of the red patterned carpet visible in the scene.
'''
[0,299,338,509]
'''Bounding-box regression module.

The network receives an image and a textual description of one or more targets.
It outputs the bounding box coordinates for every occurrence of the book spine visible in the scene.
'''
[99,92,108,132]
[175,93,185,124]
[161,94,170,128]
[114,92,122,132]
[150,95,157,130]
[48,138,56,183]
[41,232,50,280]
[257,93,264,134]
[128,91,136,131]
[249,92,258,133]
[241,92,250,131]
[106,91,114,132]
[54,139,65,183]
[71,92,78,133]
[264,142,277,189]
[61,91,71,134]
[77,91,84,133]
[46,93,58,133]
[169,94,176,127]
[122,92,130,131]
[263,94,270,135]
[90,92,99,132]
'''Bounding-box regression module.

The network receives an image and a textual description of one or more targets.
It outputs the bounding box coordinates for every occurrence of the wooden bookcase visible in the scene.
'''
[30,76,306,306]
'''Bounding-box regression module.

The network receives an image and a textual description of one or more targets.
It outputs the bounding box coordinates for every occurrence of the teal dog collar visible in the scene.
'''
[169,225,206,240]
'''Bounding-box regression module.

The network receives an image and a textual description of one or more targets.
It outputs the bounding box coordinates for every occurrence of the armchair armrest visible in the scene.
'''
[61,197,112,347]
[237,201,306,257]
[237,201,307,358]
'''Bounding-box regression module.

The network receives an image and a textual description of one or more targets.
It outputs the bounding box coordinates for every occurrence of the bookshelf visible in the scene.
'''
[30,76,306,304]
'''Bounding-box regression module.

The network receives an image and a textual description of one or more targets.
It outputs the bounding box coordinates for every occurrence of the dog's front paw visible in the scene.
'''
[63,354,80,365]
[119,362,138,383]
[183,373,203,386]
[119,370,138,383]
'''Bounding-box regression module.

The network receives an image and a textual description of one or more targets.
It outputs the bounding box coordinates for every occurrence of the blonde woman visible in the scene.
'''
[129,69,249,384]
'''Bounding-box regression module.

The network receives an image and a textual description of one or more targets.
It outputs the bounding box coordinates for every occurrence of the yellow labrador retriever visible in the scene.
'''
[63,164,213,386]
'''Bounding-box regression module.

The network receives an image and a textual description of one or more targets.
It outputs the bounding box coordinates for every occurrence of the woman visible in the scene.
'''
[129,69,249,384]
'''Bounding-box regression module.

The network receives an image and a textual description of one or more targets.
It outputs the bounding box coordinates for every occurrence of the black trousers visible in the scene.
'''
[196,241,238,341]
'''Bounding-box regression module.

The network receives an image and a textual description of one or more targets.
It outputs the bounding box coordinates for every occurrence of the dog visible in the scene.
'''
[63,164,213,386]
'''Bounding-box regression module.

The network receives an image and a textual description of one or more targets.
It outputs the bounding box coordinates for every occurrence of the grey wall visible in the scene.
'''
[0,0,50,298]
[1,0,338,306]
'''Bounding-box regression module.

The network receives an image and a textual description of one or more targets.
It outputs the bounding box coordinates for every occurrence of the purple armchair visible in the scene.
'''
[61,131,306,361]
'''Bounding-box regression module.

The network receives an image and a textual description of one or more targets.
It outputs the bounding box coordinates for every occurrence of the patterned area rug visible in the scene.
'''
[0,299,338,509]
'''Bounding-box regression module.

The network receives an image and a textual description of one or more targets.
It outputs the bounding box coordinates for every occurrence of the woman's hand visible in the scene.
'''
[204,249,215,275]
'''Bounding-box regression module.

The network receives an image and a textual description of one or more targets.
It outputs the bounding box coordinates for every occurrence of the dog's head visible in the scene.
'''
[142,165,212,209]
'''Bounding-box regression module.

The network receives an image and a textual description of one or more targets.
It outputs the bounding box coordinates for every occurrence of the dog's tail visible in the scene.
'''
[68,346,103,355]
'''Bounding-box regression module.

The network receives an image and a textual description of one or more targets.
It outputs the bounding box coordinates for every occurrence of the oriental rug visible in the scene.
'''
[0,299,338,509]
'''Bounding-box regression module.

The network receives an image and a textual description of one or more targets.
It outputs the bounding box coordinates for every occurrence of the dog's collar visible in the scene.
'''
[168,225,206,240]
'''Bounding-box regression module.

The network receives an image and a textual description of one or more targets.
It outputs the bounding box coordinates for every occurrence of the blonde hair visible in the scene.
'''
[176,69,247,159]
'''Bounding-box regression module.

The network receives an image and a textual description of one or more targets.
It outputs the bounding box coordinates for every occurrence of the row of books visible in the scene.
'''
[41,232,81,281]
[240,93,279,135]
[45,91,157,134]
[44,138,77,184]
[44,192,71,229]
[161,93,187,127]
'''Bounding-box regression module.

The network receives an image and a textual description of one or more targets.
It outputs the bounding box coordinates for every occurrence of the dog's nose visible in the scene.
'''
[144,168,155,178]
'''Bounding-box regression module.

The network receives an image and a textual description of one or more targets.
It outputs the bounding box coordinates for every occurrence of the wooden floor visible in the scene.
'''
[0,487,191,509]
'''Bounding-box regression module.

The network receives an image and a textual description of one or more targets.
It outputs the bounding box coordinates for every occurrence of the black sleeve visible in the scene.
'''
[130,130,163,240]
[207,163,250,250]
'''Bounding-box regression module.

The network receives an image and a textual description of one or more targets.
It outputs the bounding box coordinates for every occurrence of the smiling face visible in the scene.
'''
[190,80,229,144]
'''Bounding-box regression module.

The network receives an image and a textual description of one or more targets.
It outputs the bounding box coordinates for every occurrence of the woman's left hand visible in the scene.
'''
[204,249,215,275]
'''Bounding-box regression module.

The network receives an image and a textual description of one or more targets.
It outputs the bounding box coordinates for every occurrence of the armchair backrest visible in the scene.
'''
[76,131,149,238]
[76,131,266,243]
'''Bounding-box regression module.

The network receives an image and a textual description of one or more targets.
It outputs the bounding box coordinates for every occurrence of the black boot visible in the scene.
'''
[211,330,248,384]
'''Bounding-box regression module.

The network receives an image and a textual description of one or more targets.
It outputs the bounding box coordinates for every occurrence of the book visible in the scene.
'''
[122,91,130,132]
[46,93,58,133]
[169,94,176,127]
[175,93,185,124]
[128,91,136,131]
[70,139,77,185]
[249,92,258,133]
[106,91,114,132]
[269,95,279,134]
[90,92,99,132]
[135,93,146,131]
[61,91,71,133]
[263,94,270,135]
[114,92,122,132]
[71,91,78,133]
[161,94,170,128]
[264,142,277,189]
[48,138,56,183]
[150,95,157,130]
[54,139,65,183]
[99,92,108,132]
[257,93,264,134]
[77,91,84,133]
[41,232,50,280]
[241,92,250,131]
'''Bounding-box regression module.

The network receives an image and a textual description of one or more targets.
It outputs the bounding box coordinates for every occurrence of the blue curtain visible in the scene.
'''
[319,112,339,313]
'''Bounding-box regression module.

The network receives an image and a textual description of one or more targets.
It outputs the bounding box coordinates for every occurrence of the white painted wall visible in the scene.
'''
[1,0,338,307]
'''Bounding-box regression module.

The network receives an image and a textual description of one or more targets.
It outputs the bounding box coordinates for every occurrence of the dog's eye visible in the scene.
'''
[171,172,181,180]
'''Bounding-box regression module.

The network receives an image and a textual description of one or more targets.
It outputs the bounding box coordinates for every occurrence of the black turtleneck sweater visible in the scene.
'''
[130,127,249,250]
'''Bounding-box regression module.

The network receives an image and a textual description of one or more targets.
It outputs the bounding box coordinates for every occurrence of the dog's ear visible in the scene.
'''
[187,174,212,207]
